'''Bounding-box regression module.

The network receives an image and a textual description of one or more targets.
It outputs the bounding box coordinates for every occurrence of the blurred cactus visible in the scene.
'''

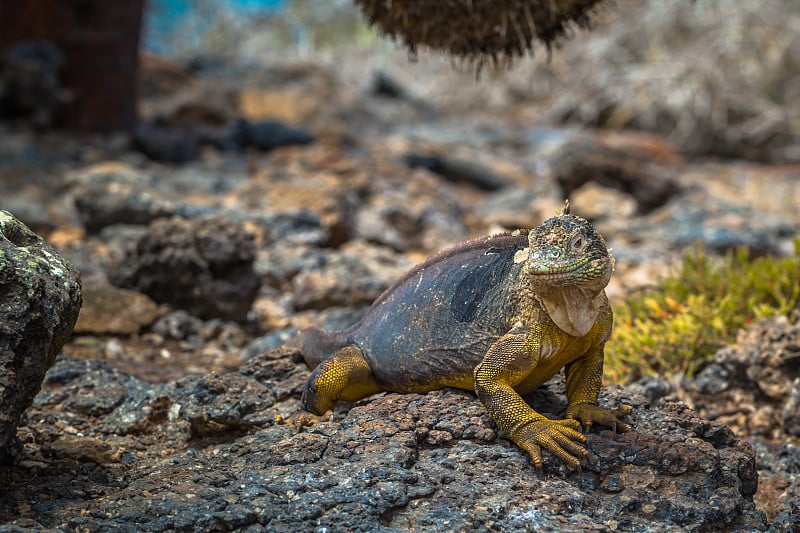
[353,0,606,61]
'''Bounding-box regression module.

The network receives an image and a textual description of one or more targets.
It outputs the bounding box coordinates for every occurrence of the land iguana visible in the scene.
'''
[295,201,631,469]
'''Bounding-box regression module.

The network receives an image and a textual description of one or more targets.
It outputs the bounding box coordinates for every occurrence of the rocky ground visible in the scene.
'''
[2,2,800,531]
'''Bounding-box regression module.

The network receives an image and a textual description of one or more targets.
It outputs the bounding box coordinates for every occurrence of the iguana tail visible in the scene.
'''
[291,327,350,369]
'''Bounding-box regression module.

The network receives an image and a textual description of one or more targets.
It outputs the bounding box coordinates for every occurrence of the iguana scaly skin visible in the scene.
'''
[295,202,631,469]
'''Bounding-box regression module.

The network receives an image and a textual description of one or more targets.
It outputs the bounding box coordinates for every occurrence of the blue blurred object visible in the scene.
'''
[144,0,285,54]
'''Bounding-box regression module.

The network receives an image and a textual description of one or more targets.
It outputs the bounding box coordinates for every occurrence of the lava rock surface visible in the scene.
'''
[2,349,767,531]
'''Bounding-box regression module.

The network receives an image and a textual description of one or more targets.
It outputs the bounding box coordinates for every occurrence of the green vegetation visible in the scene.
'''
[605,241,800,384]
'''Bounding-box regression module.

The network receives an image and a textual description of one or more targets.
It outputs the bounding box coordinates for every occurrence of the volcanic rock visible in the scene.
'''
[0,210,82,463]
[107,215,259,322]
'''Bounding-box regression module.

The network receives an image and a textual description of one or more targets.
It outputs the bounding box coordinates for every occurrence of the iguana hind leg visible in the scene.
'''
[301,345,382,415]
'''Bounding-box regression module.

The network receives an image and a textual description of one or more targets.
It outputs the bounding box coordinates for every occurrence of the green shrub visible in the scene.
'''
[605,240,800,384]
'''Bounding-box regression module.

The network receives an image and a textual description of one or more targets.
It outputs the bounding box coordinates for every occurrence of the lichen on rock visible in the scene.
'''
[0,210,82,464]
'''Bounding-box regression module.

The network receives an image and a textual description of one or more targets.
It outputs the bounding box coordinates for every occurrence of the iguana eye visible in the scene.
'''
[570,234,585,251]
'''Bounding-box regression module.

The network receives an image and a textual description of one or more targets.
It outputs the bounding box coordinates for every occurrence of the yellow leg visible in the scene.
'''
[564,345,632,432]
[301,345,382,415]
[474,330,588,469]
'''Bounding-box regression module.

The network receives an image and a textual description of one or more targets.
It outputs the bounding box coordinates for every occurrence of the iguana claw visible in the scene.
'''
[513,417,588,470]
[567,403,633,433]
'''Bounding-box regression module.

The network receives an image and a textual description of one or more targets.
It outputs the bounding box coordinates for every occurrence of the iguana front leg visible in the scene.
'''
[564,344,632,432]
[474,326,588,469]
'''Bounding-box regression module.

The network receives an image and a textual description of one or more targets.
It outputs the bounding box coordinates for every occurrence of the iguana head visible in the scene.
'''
[517,200,614,336]
[524,200,613,290]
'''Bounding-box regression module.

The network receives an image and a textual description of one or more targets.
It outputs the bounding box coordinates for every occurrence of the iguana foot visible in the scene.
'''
[275,411,328,428]
[567,403,632,433]
[512,417,588,470]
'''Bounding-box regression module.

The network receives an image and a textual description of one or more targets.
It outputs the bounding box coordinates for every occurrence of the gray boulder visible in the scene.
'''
[107,215,259,322]
[0,210,82,463]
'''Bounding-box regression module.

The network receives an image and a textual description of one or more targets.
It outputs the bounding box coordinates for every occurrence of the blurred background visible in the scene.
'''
[2,0,799,162]
[1,0,799,373]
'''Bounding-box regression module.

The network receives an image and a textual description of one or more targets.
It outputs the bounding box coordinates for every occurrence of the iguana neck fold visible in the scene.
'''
[532,285,607,337]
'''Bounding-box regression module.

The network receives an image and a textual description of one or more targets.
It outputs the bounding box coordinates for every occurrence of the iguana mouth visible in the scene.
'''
[528,255,590,278]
